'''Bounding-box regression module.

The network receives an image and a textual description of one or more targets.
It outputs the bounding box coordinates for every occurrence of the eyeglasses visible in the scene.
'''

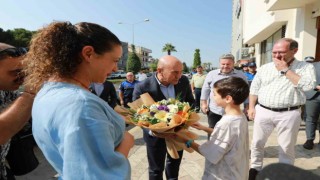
[0,47,28,58]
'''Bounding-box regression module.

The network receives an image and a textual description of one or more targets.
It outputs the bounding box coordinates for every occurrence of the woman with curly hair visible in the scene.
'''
[23,21,134,179]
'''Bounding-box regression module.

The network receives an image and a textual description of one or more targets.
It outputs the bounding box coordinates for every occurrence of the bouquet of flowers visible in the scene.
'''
[115,93,199,158]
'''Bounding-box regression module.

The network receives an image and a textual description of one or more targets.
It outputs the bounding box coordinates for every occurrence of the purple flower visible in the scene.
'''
[158,105,169,112]
[150,111,155,117]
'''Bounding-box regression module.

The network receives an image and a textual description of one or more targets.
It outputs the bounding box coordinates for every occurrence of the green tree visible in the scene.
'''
[149,59,159,72]
[193,49,201,68]
[0,28,14,44]
[126,44,141,74]
[162,43,177,55]
[11,28,34,47]
[182,62,189,73]
[0,27,35,47]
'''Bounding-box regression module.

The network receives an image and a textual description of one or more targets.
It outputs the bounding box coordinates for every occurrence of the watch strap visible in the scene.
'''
[280,68,289,75]
[185,139,194,148]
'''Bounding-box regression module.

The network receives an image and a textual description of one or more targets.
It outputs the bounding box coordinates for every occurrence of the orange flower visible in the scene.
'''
[137,108,149,114]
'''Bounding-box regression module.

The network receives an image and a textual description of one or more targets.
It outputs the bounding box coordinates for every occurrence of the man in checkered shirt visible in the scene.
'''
[247,38,316,180]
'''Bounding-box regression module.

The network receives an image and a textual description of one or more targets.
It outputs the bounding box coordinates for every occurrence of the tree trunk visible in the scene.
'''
[168,50,171,55]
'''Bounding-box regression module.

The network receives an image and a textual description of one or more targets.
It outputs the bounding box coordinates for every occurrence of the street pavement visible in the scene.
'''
[16,113,320,179]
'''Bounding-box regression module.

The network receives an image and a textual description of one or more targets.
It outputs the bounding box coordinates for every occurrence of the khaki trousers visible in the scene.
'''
[250,104,301,170]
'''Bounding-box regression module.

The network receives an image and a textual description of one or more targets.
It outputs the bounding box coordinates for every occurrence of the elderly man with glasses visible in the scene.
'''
[0,43,34,180]
[248,38,316,180]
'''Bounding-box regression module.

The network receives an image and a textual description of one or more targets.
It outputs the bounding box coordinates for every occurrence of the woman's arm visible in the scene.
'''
[115,131,134,157]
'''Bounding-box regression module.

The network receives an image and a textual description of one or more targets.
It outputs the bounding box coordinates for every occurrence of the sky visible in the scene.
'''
[0,0,232,67]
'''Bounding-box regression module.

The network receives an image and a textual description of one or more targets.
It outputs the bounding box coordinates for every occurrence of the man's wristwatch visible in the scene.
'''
[280,68,289,75]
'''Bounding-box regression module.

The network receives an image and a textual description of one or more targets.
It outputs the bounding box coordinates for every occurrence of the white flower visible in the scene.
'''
[167,104,179,113]
[150,104,159,112]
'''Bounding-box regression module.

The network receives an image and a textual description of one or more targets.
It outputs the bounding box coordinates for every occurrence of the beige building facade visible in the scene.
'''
[128,45,152,68]
[232,0,320,67]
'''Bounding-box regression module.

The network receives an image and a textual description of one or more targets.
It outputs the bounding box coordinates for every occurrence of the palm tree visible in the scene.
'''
[162,43,177,55]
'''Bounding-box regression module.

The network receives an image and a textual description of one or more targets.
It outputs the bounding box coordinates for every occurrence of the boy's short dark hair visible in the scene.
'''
[213,77,249,105]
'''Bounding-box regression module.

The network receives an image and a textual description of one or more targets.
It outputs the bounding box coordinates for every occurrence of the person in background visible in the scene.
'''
[241,63,249,73]
[248,38,316,180]
[23,21,134,179]
[119,72,138,108]
[0,43,33,180]
[304,56,315,63]
[243,62,257,117]
[175,77,249,180]
[132,55,194,180]
[190,65,206,113]
[190,68,197,76]
[90,80,118,109]
[137,69,147,81]
[303,56,320,150]
[200,53,247,131]
[245,62,257,85]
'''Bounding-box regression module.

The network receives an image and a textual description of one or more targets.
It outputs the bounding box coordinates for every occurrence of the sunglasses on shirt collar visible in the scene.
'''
[0,47,28,58]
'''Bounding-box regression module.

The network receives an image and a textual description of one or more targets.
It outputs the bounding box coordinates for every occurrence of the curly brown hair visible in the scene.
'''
[23,21,121,92]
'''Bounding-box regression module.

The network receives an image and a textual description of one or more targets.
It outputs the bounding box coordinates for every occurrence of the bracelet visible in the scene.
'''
[185,139,194,148]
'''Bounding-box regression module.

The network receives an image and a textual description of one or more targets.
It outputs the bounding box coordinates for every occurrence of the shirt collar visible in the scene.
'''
[289,58,297,67]
[155,73,174,87]
[195,72,204,76]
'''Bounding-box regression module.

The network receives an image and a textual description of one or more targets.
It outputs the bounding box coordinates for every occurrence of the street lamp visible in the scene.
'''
[118,19,150,45]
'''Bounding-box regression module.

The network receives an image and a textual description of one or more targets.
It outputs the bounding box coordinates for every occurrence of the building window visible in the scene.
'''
[260,25,286,65]
[235,0,241,19]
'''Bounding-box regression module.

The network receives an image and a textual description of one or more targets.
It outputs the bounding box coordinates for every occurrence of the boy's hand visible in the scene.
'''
[191,122,204,130]
[173,134,188,143]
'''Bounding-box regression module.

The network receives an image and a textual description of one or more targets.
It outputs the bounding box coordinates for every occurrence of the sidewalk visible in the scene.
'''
[16,113,320,179]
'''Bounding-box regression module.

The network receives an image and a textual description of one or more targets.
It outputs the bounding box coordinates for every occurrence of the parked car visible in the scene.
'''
[135,72,153,79]
[183,73,192,79]
[108,72,127,79]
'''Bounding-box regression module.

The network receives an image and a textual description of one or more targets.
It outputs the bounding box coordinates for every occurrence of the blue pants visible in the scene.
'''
[194,88,202,111]
[305,93,320,140]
